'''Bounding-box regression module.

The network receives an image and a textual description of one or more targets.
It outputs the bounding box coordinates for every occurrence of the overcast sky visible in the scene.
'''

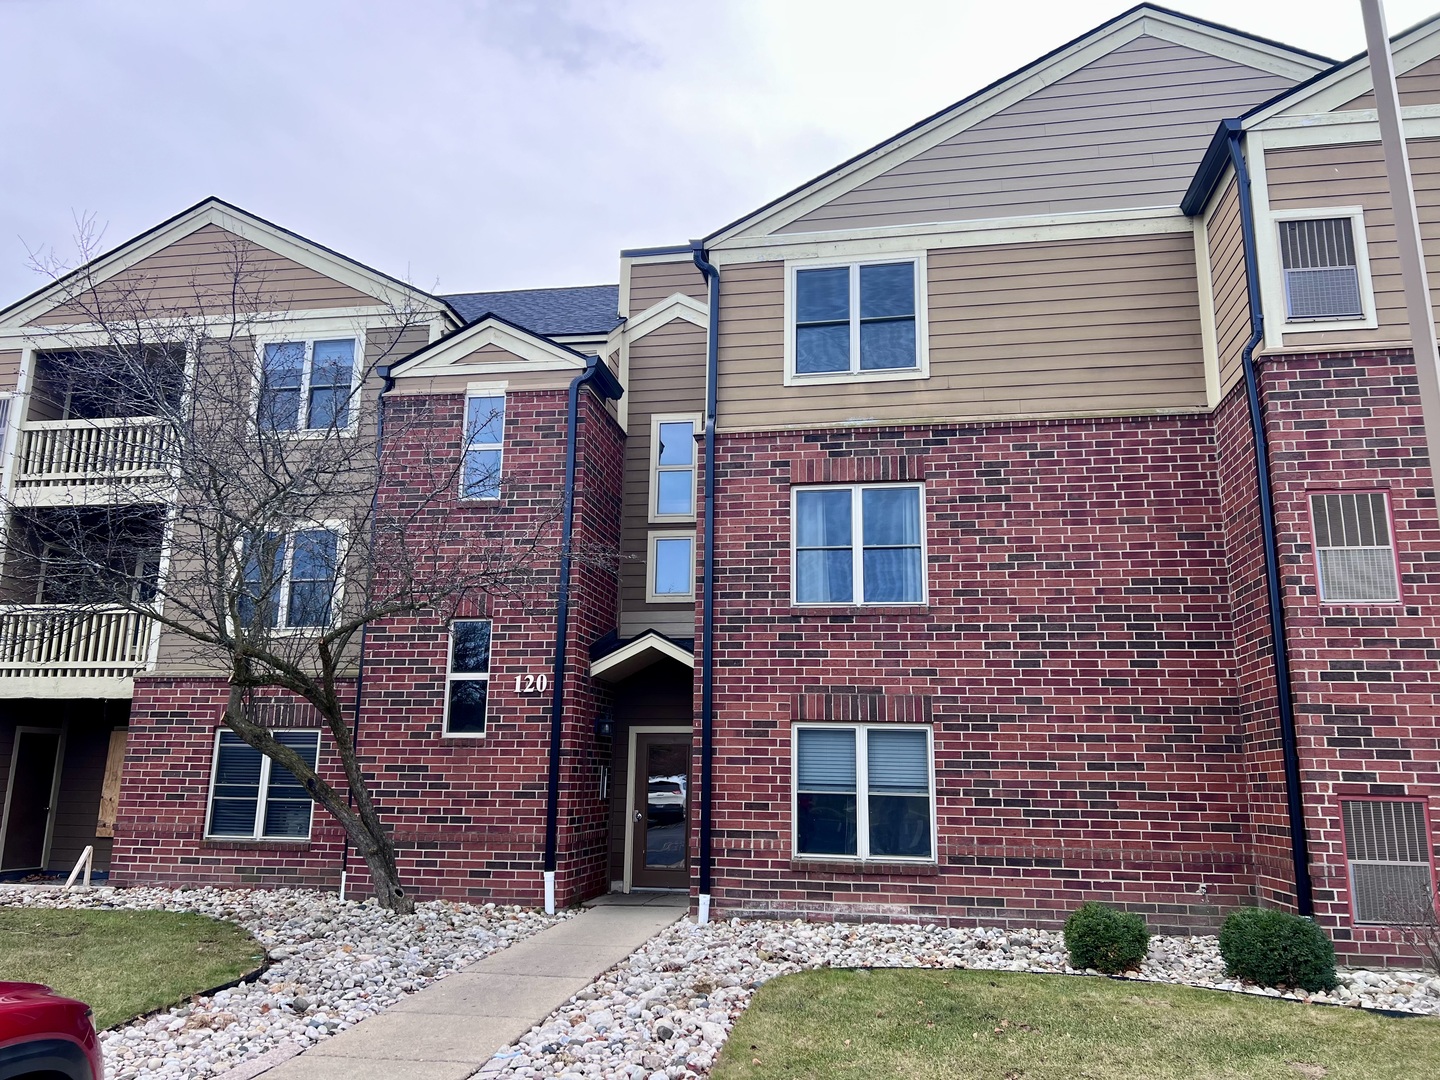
[1,0,1435,304]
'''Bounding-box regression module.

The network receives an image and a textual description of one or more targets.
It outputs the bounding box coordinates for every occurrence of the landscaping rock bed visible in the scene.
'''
[0,884,561,1080]
[480,917,1440,1080]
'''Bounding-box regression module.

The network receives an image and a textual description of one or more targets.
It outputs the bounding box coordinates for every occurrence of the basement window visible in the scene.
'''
[1342,799,1436,925]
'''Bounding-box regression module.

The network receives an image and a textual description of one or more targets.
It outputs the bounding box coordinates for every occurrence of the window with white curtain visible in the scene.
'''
[1311,492,1399,603]
[794,724,934,860]
[793,484,925,605]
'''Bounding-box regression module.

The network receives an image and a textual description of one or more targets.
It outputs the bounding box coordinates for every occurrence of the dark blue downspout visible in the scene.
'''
[543,356,623,912]
[692,243,720,921]
[1227,127,1315,917]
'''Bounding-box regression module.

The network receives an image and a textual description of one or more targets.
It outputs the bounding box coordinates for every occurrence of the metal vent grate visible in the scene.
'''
[1280,218,1363,318]
[1311,492,1399,602]
[1343,799,1434,924]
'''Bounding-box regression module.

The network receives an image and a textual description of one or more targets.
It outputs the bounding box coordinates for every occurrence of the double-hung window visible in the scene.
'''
[206,729,320,840]
[792,260,920,378]
[794,484,925,605]
[445,619,492,735]
[238,527,341,630]
[1310,492,1399,603]
[1277,214,1368,322]
[258,338,358,432]
[794,724,934,861]
[462,393,506,500]
[650,416,698,521]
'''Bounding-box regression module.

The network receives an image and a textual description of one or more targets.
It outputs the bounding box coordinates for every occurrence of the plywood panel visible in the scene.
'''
[717,232,1207,432]
[779,35,1296,233]
[28,225,380,326]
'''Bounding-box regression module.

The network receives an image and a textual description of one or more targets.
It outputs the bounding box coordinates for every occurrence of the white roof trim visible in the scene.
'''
[0,198,454,331]
[706,8,1328,246]
[1246,16,1440,128]
[625,293,708,343]
[393,318,587,379]
[590,632,694,682]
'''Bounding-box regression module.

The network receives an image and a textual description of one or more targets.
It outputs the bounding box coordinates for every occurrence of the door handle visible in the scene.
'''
[634,810,643,822]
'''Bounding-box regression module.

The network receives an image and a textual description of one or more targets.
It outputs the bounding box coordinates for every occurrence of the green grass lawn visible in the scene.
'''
[0,908,264,1029]
[712,968,1440,1080]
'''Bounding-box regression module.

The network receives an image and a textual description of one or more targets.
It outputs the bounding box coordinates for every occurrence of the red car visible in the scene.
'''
[0,982,103,1080]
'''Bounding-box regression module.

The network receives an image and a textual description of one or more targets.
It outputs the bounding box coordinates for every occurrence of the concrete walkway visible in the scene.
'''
[243,893,687,1080]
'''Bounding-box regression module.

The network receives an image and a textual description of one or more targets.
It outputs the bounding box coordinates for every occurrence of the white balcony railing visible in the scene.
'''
[15,417,171,488]
[0,606,155,680]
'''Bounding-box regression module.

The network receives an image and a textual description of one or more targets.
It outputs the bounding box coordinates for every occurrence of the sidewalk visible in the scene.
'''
[233,893,687,1080]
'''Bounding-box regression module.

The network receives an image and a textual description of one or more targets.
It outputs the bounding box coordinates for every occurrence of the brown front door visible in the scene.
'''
[2,730,62,871]
[630,732,691,889]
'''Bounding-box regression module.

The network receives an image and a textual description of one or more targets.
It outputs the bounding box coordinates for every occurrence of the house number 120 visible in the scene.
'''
[515,673,550,694]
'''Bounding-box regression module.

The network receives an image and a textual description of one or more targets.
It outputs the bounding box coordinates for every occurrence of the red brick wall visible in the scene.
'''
[702,416,1255,933]
[1258,349,1440,962]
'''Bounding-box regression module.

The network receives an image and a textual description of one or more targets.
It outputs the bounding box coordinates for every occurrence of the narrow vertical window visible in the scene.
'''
[287,529,339,628]
[462,394,506,500]
[0,395,11,454]
[796,726,858,856]
[648,533,695,601]
[239,532,285,629]
[1342,799,1435,924]
[307,340,355,429]
[866,727,932,858]
[1280,217,1364,319]
[651,417,697,520]
[259,343,304,432]
[445,619,492,735]
[1311,492,1399,602]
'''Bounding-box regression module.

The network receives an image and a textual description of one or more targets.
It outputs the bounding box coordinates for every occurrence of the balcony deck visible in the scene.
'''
[12,417,170,505]
[0,605,156,697]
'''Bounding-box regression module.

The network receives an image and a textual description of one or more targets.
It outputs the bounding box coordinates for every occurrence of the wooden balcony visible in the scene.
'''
[13,418,171,503]
[0,605,155,696]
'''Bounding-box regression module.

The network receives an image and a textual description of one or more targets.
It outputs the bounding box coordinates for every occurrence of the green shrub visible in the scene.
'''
[1064,902,1150,973]
[1218,907,1338,992]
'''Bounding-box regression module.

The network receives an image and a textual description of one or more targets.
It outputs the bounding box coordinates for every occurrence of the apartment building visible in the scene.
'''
[2,4,1440,962]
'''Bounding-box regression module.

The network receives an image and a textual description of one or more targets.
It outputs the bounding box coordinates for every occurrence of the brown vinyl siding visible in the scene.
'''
[626,260,707,317]
[619,320,705,638]
[1341,54,1440,110]
[717,232,1207,432]
[28,224,379,326]
[780,36,1297,234]
[0,350,20,393]
[1264,138,1440,350]
[1206,176,1251,394]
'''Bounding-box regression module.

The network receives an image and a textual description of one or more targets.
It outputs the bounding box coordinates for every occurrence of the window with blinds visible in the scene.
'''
[205,729,320,840]
[1342,799,1435,924]
[794,724,933,860]
[1311,492,1400,603]
[1279,217,1364,320]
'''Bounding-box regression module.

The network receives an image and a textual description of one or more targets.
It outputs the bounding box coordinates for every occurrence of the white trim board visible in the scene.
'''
[392,318,588,380]
[591,633,695,683]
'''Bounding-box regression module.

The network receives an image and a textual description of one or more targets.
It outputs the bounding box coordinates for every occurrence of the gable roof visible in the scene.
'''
[0,196,462,330]
[440,284,621,336]
[389,311,592,379]
[700,4,1332,246]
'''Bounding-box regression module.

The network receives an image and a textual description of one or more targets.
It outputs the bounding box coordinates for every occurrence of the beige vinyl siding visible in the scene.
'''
[0,350,20,393]
[388,344,581,396]
[780,36,1297,234]
[626,260,706,317]
[1341,54,1440,110]
[28,224,379,326]
[1206,176,1252,394]
[717,232,1207,432]
[1264,138,1440,350]
[619,319,705,638]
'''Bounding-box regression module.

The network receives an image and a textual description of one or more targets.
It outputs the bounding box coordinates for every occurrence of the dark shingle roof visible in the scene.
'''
[440,284,621,337]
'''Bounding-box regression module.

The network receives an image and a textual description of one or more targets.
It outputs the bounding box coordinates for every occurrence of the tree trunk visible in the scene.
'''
[348,803,414,914]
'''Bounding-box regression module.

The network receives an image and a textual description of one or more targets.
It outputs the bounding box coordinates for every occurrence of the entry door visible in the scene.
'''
[1,730,62,871]
[630,732,691,889]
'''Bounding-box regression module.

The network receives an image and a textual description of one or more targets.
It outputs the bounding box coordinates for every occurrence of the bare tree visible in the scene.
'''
[2,219,570,912]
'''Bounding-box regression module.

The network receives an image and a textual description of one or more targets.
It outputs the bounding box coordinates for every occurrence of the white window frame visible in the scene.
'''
[235,521,347,633]
[646,530,696,604]
[253,332,365,436]
[1268,207,1377,334]
[791,722,936,863]
[783,254,929,386]
[790,483,928,607]
[203,728,320,841]
[1308,490,1401,605]
[443,618,493,739]
[648,413,701,523]
[460,384,508,502]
